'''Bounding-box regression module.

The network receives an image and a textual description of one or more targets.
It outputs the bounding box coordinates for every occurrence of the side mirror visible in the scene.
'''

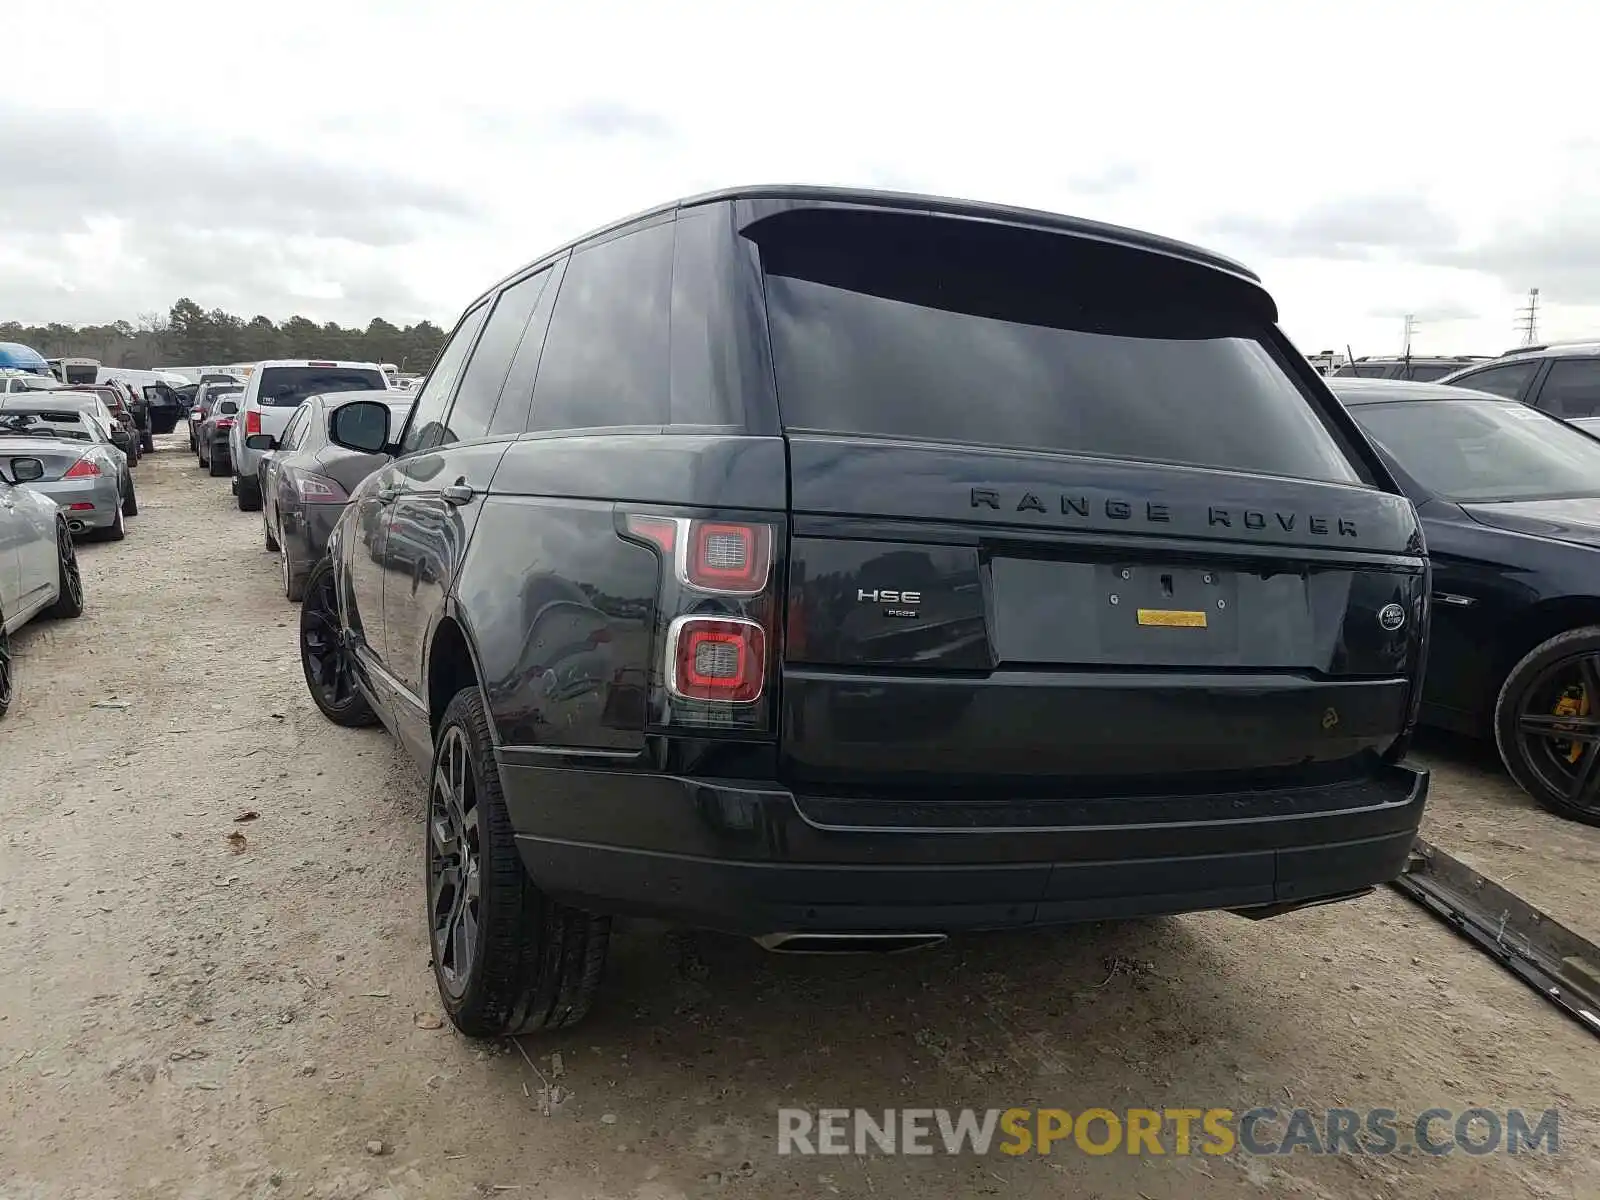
[329,400,392,454]
[10,457,45,483]
[245,434,276,451]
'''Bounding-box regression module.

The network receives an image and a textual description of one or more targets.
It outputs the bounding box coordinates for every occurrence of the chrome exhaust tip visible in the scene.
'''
[754,931,949,955]
[66,520,86,533]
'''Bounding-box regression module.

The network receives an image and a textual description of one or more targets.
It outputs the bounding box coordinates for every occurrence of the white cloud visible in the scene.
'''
[3,0,1598,354]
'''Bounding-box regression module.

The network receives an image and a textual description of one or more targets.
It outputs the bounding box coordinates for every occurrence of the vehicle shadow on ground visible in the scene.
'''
[488,912,1287,1141]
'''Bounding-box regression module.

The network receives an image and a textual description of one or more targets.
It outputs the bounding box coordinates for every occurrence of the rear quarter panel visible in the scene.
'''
[460,433,787,752]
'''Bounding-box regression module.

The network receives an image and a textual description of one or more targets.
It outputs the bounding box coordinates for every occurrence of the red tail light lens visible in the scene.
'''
[63,458,100,478]
[245,409,261,436]
[623,516,771,596]
[216,418,235,430]
[294,473,348,503]
[667,616,766,703]
[688,522,769,592]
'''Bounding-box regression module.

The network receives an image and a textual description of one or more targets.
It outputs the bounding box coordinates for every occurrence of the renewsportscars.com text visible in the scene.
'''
[777,1107,1560,1157]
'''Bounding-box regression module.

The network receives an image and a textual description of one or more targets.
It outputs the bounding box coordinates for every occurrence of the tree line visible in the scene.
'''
[1,298,447,373]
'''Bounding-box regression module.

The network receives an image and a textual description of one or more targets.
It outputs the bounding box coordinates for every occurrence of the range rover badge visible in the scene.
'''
[1378,603,1406,632]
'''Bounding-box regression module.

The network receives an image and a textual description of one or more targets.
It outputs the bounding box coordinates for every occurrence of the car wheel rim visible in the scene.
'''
[1514,651,1600,812]
[300,571,357,709]
[59,530,82,609]
[427,724,481,999]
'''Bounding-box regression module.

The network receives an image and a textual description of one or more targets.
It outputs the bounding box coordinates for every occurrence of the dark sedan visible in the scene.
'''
[1332,378,1600,824]
[254,389,413,601]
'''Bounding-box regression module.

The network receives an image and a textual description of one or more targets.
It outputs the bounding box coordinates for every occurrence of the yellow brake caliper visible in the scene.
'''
[1553,683,1590,764]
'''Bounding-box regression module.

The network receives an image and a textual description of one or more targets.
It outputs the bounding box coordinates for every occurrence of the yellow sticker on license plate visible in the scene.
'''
[1136,608,1208,628]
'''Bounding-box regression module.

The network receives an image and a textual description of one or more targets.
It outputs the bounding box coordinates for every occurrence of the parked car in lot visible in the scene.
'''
[74,383,149,457]
[0,407,136,539]
[197,396,241,475]
[189,381,243,453]
[1,390,137,467]
[99,369,189,434]
[1331,377,1600,825]
[1,369,64,395]
[298,186,1431,1037]
[228,360,388,512]
[1439,340,1600,419]
[0,452,85,716]
[253,389,414,600]
[1334,355,1490,382]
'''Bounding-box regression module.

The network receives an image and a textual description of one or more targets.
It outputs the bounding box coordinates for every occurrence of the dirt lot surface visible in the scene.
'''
[3,438,1600,1200]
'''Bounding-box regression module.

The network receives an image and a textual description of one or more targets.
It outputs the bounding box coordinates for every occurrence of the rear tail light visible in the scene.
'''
[667,616,766,703]
[623,516,771,596]
[245,410,261,436]
[216,419,235,430]
[63,458,100,478]
[294,473,348,503]
[622,512,779,724]
[67,501,94,511]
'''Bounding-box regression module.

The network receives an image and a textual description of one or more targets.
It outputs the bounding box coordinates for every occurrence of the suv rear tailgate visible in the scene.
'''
[782,437,1424,795]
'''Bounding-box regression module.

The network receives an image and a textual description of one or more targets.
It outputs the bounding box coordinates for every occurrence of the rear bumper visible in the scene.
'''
[33,478,121,529]
[499,758,1428,935]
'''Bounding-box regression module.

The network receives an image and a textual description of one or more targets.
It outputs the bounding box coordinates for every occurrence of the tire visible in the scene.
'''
[189,433,197,453]
[1494,625,1600,826]
[298,557,378,727]
[428,687,610,1037]
[208,448,229,477]
[140,431,155,453]
[236,472,262,512]
[0,616,12,719]
[122,479,138,517]
[264,511,280,552]
[45,521,84,619]
[99,504,126,543]
[281,542,305,603]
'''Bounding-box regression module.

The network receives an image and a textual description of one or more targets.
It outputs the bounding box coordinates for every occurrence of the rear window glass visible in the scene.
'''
[1353,398,1600,502]
[759,217,1361,484]
[0,410,91,439]
[256,367,384,408]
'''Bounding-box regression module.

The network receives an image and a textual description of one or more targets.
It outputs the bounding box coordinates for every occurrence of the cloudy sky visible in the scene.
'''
[4,0,1596,357]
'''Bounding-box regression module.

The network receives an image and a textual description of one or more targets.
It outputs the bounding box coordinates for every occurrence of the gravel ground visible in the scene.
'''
[3,437,1600,1200]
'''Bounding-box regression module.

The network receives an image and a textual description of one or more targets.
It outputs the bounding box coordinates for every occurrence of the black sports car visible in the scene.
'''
[1332,377,1600,824]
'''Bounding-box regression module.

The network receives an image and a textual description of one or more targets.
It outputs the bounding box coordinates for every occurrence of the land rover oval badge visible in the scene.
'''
[1378,603,1406,632]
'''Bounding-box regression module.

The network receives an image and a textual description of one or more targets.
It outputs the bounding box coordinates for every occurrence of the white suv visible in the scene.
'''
[228,360,387,511]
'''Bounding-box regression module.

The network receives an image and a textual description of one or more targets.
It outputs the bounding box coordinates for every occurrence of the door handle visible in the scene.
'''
[376,486,400,504]
[441,483,474,506]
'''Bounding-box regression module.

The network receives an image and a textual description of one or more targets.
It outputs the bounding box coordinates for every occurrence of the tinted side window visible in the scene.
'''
[669,205,755,427]
[1448,360,1539,400]
[489,259,566,436]
[280,405,311,449]
[444,269,553,445]
[1534,359,1600,419]
[527,222,674,433]
[400,302,490,456]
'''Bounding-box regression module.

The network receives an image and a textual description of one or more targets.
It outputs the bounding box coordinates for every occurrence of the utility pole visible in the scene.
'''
[1515,288,1541,346]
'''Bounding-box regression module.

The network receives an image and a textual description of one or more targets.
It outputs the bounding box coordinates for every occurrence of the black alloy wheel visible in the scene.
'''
[46,524,85,618]
[0,619,12,718]
[1497,627,1600,826]
[298,559,376,727]
[428,724,482,1001]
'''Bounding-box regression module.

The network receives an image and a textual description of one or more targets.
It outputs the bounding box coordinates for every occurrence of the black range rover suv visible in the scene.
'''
[299,186,1431,1036]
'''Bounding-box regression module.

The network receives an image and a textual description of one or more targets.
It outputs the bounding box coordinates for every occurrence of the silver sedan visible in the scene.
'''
[0,449,85,716]
[0,409,134,540]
